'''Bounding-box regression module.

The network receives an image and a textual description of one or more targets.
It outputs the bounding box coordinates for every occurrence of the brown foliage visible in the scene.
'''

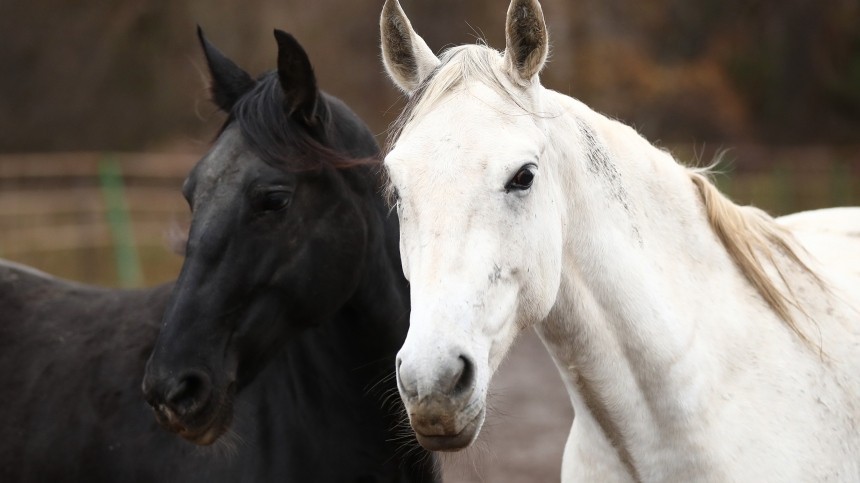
[1,0,858,151]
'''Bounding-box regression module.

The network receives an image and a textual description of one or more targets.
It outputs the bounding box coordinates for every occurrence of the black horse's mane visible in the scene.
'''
[223,72,379,172]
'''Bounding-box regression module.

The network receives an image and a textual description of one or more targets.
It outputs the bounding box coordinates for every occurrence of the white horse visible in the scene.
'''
[379,0,860,481]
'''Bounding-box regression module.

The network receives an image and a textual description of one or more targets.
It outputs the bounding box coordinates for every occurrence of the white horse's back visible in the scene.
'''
[779,207,860,283]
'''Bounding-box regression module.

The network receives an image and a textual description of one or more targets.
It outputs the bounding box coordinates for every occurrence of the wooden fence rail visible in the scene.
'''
[0,152,196,253]
[0,147,857,286]
[0,152,197,286]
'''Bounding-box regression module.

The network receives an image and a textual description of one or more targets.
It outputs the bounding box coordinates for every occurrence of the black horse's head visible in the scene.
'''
[142,28,381,445]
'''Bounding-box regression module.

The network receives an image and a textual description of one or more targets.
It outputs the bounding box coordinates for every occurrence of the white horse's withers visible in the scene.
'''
[380,0,860,481]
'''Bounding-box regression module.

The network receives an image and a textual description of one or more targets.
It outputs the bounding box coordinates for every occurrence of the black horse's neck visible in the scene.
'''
[316,93,411,354]
[346,166,410,340]
[238,163,430,481]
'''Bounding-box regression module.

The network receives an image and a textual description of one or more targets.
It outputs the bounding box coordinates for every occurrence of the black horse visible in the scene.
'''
[0,262,190,481]
[142,29,436,481]
[0,30,435,482]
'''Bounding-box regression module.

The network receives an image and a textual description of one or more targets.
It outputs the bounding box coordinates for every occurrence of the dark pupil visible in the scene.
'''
[514,169,534,187]
[261,192,289,211]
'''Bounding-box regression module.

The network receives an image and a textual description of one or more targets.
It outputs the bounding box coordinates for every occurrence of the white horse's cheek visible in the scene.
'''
[517,283,558,329]
[518,229,563,324]
[486,312,519,371]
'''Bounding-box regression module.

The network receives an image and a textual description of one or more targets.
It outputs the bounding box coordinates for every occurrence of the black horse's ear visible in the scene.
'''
[197,26,256,112]
[273,29,319,125]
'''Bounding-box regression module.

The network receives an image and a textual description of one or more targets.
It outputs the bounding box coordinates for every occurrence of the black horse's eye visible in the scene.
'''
[257,190,292,212]
[505,164,537,192]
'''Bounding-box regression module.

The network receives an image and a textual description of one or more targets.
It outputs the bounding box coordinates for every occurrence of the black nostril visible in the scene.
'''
[165,371,212,416]
[452,355,475,396]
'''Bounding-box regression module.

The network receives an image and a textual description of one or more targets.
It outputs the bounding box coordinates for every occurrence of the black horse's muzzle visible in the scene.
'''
[142,367,234,445]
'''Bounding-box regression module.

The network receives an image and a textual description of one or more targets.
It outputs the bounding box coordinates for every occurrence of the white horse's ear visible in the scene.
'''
[503,0,549,84]
[380,0,441,94]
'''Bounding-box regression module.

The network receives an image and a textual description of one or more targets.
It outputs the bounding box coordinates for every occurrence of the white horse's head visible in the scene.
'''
[381,0,563,451]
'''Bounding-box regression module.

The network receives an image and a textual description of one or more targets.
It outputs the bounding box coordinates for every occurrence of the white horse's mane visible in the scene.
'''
[387,45,524,152]
[689,170,825,345]
[387,42,825,345]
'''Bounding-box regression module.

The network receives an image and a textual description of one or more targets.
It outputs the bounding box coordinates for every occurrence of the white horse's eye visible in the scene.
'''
[505,164,537,192]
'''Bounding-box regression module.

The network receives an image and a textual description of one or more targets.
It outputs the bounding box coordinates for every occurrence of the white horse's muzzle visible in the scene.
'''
[396,349,485,451]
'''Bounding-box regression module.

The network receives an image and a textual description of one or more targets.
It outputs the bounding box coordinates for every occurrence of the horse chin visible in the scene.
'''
[412,405,486,452]
[177,418,231,446]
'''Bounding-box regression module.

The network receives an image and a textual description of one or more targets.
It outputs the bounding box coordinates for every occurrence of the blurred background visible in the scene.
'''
[1,2,857,481]
[1,0,858,287]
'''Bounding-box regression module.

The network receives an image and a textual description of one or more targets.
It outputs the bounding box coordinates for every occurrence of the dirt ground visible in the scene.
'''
[439,330,573,482]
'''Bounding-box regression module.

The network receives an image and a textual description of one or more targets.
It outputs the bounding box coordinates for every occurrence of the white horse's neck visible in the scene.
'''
[532,89,857,481]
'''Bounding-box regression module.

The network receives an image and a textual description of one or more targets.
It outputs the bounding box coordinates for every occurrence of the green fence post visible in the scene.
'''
[99,155,143,287]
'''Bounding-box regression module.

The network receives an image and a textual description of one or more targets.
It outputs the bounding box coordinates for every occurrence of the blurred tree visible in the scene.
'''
[0,0,858,152]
